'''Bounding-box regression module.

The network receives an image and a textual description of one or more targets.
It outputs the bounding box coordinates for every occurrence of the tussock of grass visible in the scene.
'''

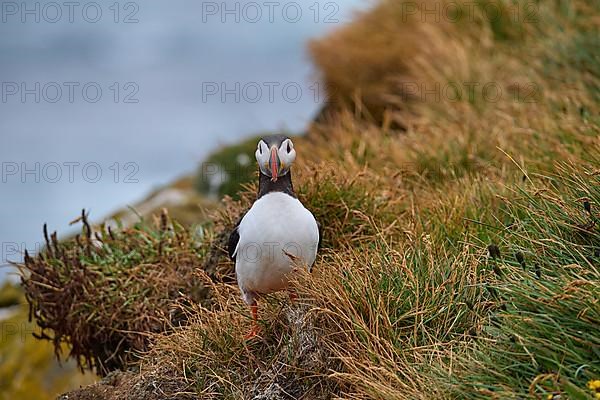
[137,284,345,399]
[20,210,208,375]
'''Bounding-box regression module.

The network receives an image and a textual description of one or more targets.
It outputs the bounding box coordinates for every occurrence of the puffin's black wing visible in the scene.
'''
[317,220,322,251]
[228,212,247,261]
[309,219,322,273]
[228,225,240,261]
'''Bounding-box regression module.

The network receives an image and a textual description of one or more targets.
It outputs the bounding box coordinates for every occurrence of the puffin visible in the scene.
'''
[228,135,320,339]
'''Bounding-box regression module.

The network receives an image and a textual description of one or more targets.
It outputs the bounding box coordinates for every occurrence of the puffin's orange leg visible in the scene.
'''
[244,304,260,340]
[288,290,298,304]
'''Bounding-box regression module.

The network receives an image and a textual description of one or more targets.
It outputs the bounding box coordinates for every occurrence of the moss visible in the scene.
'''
[0,282,21,308]
[195,135,263,199]
[0,307,95,399]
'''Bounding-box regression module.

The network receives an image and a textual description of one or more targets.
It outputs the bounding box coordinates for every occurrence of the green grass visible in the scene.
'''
[20,211,209,375]
[449,164,600,398]
[0,282,21,308]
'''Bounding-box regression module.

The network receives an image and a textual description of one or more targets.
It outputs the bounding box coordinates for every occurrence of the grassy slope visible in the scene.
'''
[22,0,600,398]
[149,0,599,397]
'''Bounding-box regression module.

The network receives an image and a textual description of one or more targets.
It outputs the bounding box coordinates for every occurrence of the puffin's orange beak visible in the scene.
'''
[269,146,280,182]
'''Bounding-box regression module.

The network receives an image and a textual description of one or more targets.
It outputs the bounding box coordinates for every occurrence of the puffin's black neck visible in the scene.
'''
[257,170,295,199]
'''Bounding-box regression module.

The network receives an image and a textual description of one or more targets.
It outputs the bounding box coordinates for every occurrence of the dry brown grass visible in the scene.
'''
[20,210,209,375]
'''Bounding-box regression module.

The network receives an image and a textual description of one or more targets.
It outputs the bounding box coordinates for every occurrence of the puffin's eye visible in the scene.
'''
[258,145,263,155]
[286,142,292,153]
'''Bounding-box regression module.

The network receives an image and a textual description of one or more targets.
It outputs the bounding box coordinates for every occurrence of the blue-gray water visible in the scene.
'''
[0,0,366,282]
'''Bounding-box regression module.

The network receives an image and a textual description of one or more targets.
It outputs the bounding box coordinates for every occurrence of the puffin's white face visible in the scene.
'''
[255,138,296,182]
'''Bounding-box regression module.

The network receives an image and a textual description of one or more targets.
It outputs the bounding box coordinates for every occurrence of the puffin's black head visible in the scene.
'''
[255,135,296,182]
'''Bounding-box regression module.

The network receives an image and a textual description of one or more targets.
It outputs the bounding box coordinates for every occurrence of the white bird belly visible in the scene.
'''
[235,192,319,297]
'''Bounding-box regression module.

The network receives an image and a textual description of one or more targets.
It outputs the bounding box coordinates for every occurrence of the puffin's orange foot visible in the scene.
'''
[244,324,260,340]
[288,291,298,303]
[244,304,260,340]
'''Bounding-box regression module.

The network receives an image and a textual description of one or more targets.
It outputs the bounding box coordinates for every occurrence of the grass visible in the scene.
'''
[0,282,21,308]
[20,210,210,375]
[19,0,600,398]
[447,166,600,398]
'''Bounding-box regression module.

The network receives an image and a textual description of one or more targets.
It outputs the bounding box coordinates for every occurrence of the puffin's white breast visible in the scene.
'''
[234,192,319,296]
